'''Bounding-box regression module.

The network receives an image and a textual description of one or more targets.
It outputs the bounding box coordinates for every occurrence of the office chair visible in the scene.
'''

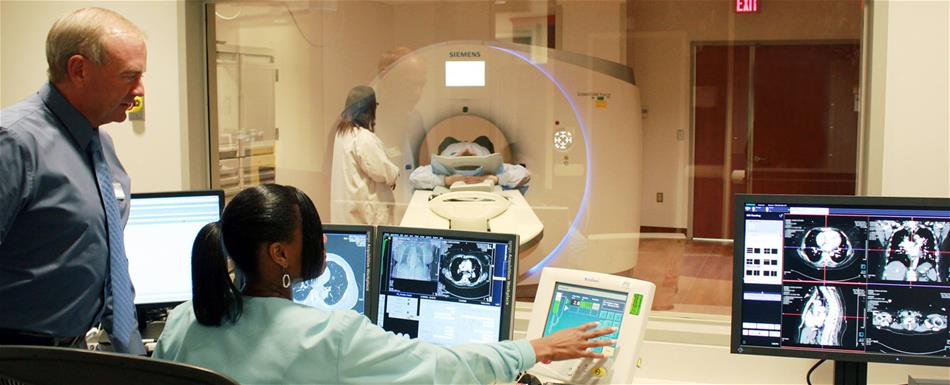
[0,345,239,385]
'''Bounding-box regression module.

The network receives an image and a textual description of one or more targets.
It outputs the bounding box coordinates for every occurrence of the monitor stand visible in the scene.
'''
[834,361,867,385]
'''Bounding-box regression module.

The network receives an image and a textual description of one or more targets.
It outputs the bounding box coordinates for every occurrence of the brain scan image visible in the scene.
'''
[391,241,436,281]
[437,243,493,300]
[797,286,846,346]
[871,310,948,335]
[797,227,855,269]
[293,253,359,310]
[871,220,948,282]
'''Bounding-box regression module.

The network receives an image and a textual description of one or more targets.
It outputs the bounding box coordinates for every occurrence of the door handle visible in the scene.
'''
[731,170,746,183]
[753,155,767,162]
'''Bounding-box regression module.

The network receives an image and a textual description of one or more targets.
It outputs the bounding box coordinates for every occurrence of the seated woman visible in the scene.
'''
[409,136,530,190]
[153,184,613,384]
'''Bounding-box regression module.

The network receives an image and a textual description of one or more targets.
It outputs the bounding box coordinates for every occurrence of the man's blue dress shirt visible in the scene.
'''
[0,83,137,351]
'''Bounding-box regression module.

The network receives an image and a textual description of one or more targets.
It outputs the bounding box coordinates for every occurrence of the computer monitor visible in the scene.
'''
[732,194,950,385]
[292,224,377,320]
[125,190,224,309]
[374,226,518,344]
[524,267,655,385]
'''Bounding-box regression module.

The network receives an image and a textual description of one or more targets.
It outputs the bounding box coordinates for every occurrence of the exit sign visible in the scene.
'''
[736,0,758,13]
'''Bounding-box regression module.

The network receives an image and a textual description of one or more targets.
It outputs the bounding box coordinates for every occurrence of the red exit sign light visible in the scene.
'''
[736,0,758,13]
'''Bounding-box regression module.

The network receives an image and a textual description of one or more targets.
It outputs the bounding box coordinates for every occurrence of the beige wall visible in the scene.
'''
[392,1,492,48]
[629,31,691,229]
[559,0,626,64]
[0,0,193,193]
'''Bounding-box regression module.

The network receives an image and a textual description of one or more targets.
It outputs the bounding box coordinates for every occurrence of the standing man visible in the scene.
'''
[0,7,147,354]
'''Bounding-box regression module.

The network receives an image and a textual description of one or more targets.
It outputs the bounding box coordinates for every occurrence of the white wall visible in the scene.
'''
[0,0,190,193]
[867,0,950,198]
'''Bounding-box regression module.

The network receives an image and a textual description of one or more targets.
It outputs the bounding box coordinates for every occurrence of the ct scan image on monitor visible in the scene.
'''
[125,190,224,308]
[731,194,950,384]
[525,267,655,385]
[374,226,518,345]
[292,224,375,318]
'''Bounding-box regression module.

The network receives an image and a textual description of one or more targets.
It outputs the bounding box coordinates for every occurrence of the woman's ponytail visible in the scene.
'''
[191,221,243,326]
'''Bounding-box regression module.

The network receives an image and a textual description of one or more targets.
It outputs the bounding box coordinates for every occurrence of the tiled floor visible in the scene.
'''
[517,236,735,315]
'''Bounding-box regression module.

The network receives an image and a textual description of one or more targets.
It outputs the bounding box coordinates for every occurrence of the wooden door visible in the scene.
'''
[691,43,859,239]
[748,44,859,195]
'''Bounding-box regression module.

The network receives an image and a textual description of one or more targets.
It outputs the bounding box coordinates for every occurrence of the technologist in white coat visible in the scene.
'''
[330,86,400,225]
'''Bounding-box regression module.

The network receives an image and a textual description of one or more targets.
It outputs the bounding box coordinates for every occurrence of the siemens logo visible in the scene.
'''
[449,51,481,58]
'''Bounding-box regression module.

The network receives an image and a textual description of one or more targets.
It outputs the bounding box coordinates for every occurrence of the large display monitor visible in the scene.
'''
[374,226,518,345]
[731,194,950,384]
[525,267,655,385]
[293,224,377,320]
[125,190,224,309]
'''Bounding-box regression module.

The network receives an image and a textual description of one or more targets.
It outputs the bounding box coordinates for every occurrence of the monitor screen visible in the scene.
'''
[543,282,626,357]
[293,224,375,317]
[374,226,518,345]
[125,190,224,306]
[732,194,950,367]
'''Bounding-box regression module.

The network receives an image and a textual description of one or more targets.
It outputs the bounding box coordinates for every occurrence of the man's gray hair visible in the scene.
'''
[46,7,144,83]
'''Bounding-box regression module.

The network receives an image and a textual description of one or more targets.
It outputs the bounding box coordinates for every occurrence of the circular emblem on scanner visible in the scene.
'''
[553,129,573,151]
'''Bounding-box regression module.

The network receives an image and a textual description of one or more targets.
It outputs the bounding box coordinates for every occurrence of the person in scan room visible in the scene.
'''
[153,184,616,384]
[408,136,531,190]
[330,86,400,225]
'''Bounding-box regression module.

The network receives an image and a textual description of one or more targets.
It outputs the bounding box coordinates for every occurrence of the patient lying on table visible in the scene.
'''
[408,136,530,190]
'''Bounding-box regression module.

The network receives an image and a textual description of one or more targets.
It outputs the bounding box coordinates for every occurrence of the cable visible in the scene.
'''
[282,2,320,48]
[806,359,826,385]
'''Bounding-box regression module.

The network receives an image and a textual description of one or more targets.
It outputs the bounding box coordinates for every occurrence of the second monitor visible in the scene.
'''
[374,226,519,345]
[293,224,376,319]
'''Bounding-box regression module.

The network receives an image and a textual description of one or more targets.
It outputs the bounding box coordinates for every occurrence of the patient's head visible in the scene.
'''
[438,136,494,157]
[191,184,325,326]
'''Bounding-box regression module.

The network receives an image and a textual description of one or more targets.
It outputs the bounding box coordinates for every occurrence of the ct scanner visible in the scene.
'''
[372,41,642,284]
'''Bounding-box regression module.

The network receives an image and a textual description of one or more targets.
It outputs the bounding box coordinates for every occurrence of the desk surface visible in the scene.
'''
[400,190,543,246]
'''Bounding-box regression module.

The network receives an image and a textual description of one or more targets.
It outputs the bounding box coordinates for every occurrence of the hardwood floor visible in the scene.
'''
[517,236,735,315]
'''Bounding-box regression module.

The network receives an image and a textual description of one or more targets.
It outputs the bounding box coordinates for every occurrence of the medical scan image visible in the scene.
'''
[865,287,950,356]
[869,219,950,282]
[391,239,438,282]
[293,252,360,311]
[871,310,947,334]
[797,286,847,346]
[784,215,867,281]
[798,227,854,269]
[437,242,494,300]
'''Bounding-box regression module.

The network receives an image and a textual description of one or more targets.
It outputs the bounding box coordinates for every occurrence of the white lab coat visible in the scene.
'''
[330,126,400,225]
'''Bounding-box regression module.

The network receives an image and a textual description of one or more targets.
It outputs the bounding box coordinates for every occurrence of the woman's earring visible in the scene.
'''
[281,270,291,289]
